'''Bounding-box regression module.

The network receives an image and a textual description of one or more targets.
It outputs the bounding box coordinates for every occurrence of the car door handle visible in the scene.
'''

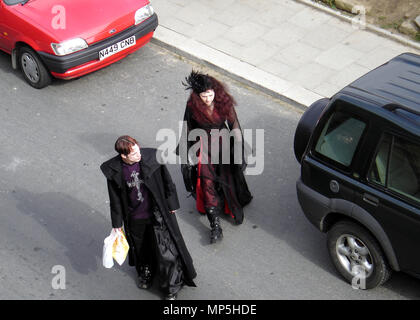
[363,193,379,207]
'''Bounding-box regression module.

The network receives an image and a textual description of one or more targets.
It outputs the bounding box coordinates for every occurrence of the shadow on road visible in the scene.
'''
[12,188,118,276]
[11,188,175,299]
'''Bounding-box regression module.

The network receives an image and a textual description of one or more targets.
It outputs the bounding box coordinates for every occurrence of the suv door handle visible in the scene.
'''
[363,193,379,207]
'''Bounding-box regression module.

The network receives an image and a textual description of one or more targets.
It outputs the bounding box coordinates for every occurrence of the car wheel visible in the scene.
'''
[19,47,51,89]
[327,221,391,289]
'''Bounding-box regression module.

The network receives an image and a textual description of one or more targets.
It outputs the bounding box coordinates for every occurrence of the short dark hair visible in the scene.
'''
[114,135,139,156]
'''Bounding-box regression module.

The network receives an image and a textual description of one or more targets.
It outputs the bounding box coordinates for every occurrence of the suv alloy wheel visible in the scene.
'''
[327,221,392,289]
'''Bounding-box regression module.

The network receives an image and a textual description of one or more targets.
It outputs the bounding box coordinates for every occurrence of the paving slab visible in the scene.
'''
[151,0,420,108]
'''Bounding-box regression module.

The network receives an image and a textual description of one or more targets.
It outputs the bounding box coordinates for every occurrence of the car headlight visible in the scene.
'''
[51,38,88,56]
[135,4,154,25]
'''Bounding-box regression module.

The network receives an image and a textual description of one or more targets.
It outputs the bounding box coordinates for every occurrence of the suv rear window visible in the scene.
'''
[369,133,420,203]
[314,111,366,167]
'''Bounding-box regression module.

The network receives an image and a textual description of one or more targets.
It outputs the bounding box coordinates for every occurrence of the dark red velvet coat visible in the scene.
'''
[177,106,253,224]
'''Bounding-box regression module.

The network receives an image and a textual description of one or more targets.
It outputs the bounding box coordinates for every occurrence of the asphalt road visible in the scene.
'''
[0,42,419,300]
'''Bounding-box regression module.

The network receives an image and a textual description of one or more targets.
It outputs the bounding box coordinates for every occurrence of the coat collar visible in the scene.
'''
[100,148,161,185]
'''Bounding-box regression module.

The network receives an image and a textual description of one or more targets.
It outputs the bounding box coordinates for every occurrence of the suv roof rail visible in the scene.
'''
[383,103,420,116]
[383,103,420,126]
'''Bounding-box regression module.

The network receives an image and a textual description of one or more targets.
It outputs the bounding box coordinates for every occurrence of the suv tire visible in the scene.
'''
[327,221,392,289]
[19,46,51,89]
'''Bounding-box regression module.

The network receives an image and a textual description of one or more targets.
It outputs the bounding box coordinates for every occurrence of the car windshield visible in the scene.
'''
[4,0,30,5]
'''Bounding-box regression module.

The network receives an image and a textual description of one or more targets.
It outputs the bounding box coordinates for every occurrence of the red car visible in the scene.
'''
[0,0,158,88]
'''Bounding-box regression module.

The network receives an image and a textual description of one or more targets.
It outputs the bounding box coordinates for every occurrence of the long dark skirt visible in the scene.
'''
[129,209,184,295]
[151,207,184,294]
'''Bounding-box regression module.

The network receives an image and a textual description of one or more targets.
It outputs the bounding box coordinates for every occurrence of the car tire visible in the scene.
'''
[327,221,392,289]
[19,46,51,89]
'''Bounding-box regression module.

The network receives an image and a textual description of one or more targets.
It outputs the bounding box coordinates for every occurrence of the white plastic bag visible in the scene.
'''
[102,229,130,268]
[102,229,118,268]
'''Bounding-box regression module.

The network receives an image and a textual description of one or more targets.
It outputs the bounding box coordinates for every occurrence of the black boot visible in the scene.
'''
[206,207,223,244]
[137,265,153,289]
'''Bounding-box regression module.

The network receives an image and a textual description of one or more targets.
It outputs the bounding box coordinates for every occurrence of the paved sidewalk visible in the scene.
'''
[151,0,420,108]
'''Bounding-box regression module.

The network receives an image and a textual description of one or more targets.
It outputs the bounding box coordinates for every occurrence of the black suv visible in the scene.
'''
[294,53,420,289]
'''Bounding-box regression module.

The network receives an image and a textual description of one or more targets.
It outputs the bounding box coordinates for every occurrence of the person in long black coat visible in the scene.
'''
[177,71,253,244]
[100,136,196,300]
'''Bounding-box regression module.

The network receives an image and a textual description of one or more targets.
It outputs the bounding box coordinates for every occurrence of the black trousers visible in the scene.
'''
[129,212,184,295]
[129,219,155,275]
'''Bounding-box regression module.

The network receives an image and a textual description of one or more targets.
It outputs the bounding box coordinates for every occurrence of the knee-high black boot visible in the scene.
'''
[206,207,223,244]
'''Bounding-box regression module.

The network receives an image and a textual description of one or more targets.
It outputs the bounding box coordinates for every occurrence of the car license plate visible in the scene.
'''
[99,36,136,61]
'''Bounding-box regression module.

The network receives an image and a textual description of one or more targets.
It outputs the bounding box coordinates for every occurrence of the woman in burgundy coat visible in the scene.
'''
[177,71,253,244]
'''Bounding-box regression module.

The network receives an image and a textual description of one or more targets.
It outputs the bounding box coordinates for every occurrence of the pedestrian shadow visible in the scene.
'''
[12,188,120,276]
[11,187,176,299]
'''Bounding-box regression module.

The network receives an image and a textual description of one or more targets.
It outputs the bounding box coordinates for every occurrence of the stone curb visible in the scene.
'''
[152,26,323,111]
[295,0,420,51]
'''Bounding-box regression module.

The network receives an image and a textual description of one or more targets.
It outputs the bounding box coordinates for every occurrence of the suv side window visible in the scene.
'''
[368,133,391,187]
[369,133,420,203]
[314,111,366,167]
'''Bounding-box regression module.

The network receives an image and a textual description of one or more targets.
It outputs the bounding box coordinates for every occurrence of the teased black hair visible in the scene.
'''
[182,70,213,94]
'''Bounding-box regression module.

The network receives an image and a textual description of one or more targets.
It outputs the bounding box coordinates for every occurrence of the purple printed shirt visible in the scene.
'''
[122,161,152,220]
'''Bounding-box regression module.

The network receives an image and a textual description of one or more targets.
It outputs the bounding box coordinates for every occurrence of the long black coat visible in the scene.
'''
[100,148,196,286]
